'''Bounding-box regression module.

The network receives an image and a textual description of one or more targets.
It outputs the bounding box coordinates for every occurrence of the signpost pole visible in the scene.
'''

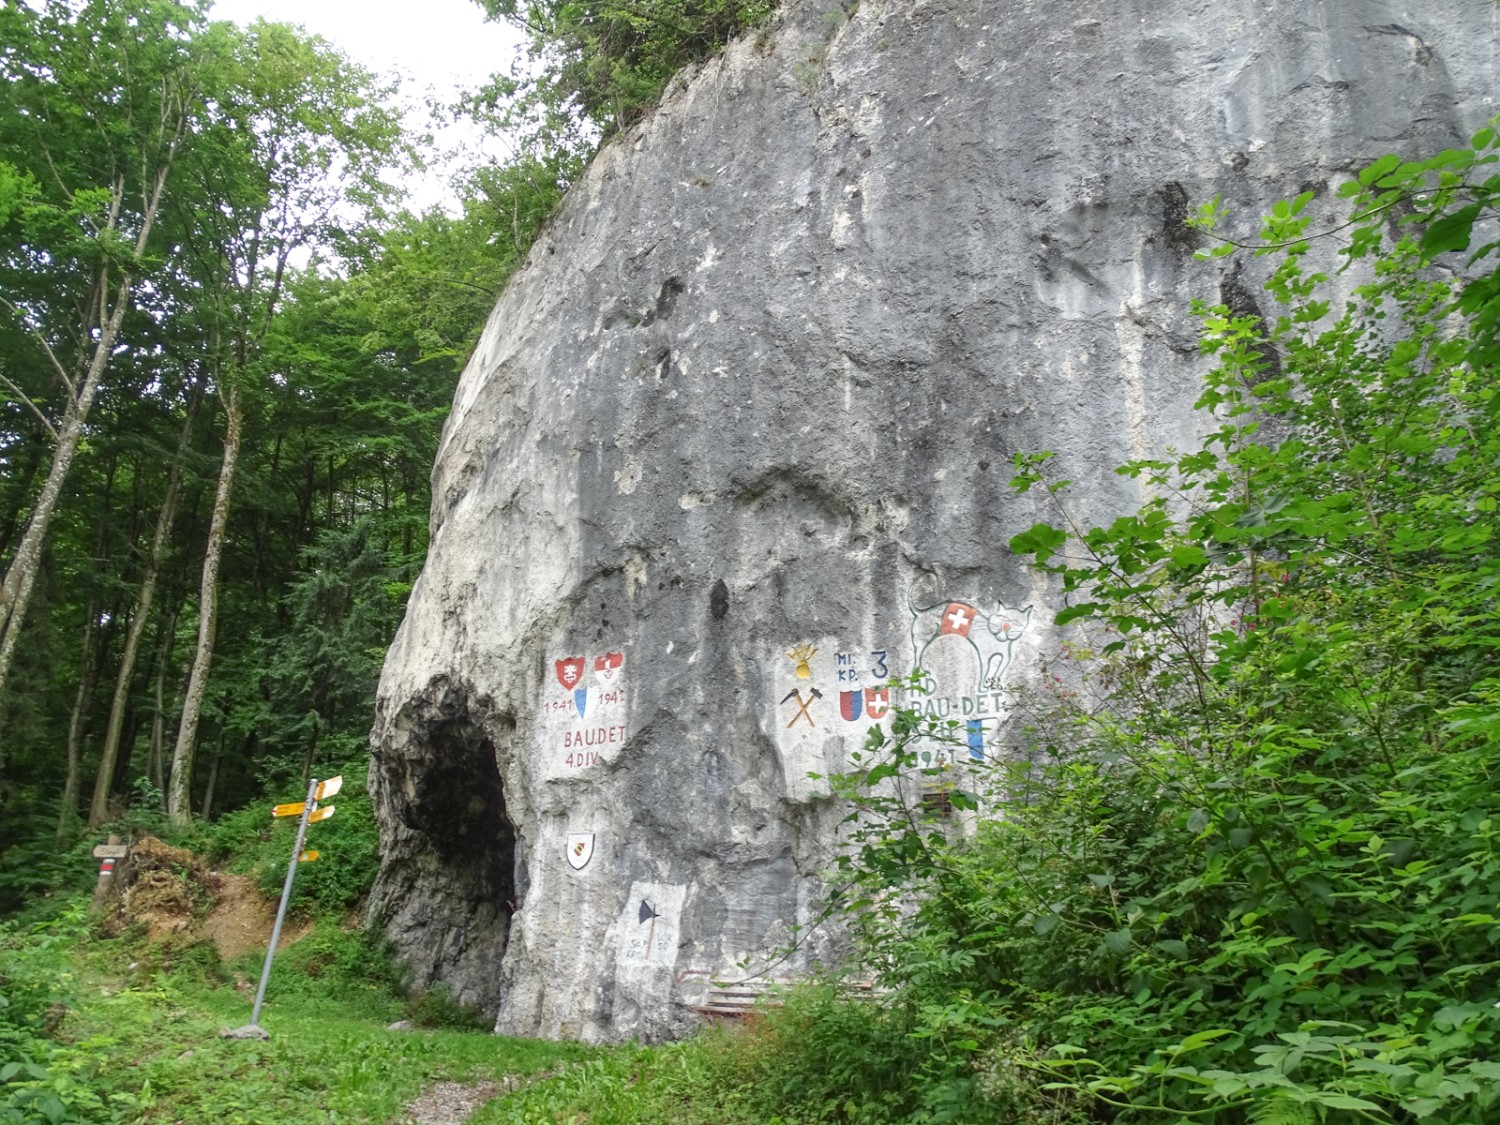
[249,776,318,1030]
[88,834,123,914]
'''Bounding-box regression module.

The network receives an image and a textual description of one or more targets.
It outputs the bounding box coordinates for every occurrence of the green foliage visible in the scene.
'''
[474,0,775,147]
[814,121,1500,1123]
[0,906,151,1124]
[405,982,493,1031]
[258,922,407,1017]
[0,819,99,921]
[203,758,380,915]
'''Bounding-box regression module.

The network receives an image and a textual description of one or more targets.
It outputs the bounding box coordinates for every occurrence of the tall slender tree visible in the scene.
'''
[165,20,405,823]
[0,0,205,727]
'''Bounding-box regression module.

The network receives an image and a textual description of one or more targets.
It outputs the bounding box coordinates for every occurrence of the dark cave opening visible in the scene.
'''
[407,718,516,910]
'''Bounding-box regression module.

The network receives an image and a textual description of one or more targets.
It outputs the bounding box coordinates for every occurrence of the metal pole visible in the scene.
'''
[249,776,318,1029]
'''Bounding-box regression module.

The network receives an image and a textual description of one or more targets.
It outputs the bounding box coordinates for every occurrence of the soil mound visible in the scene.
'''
[105,836,310,961]
[107,836,210,941]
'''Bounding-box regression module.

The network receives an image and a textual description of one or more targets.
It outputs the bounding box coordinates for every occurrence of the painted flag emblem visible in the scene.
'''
[575,688,589,718]
[565,832,595,871]
[594,651,624,684]
[555,657,585,690]
[865,688,890,720]
[966,719,985,761]
[940,602,978,638]
[839,690,864,722]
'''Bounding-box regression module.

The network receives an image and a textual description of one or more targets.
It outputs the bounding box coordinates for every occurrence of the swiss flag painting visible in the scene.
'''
[594,651,624,684]
[939,602,978,638]
[555,657,585,690]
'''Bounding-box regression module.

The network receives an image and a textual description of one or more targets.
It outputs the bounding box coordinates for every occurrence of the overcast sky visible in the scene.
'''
[208,0,526,210]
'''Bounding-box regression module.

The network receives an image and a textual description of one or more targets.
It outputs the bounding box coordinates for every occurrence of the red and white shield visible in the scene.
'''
[940,602,978,638]
[555,657,585,690]
[865,688,890,720]
[565,832,595,872]
[593,651,624,685]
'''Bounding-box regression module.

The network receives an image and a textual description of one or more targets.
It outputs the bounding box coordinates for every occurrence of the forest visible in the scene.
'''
[0,0,764,886]
[3,1,1500,1123]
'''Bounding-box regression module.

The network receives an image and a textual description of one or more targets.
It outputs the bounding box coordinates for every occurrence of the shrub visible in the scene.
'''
[827,120,1500,1123]
[0,905,148,1124]
[207,758,381,916]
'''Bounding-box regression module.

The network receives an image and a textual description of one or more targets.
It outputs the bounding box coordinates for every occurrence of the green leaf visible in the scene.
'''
[1175,1028,1234,1053]
[1421,203,1482,257]
[1312,1094,1383,1111]
[1358,153,1401,185]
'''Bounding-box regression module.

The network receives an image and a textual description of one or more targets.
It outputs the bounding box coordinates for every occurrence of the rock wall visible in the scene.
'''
[368,0,1498,1042]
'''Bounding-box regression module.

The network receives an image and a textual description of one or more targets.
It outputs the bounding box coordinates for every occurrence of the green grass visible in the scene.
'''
[6,901,866,1125]
[102,986,593,1123]
[5,914,598,1125]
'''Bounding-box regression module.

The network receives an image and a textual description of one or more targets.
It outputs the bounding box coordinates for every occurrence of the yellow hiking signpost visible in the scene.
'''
[222,775,342,1040]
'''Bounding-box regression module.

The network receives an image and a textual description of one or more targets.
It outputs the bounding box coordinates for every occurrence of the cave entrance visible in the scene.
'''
[412,719,515,900]
[392,708,520,1009]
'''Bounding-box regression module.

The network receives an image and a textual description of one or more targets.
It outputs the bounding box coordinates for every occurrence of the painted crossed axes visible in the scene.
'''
[781,687,823,728]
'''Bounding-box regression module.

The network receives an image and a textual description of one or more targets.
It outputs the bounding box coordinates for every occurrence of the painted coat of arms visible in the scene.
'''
[565,832,595,871]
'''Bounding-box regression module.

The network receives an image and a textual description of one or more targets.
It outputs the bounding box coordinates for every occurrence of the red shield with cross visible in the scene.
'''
[939,602,978,638]
[555,657,585,690]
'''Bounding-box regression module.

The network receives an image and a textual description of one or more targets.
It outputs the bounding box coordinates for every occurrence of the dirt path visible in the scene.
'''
[201,872,313,961]
[395,1076,524,1125]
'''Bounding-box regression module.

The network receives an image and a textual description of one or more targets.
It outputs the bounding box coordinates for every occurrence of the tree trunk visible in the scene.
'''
[200,725,224,820]
[0,133,185,749]
[167,383,243,824]
[57,604,101,843]
[89,390,197,826]
[0,282,133,721]
[147,603,179,795]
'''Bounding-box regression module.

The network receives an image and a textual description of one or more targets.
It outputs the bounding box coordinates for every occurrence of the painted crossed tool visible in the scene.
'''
[780,687,823,728]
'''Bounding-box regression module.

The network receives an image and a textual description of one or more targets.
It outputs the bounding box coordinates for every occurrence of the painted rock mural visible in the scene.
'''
[367,0,1498,1041]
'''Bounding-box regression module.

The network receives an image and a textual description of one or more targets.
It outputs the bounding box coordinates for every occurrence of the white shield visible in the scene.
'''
[593,651,624,686]
[565,832,595,871]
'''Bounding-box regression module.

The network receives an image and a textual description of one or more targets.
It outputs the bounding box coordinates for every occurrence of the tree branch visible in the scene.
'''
[0,372,59,441]
[0,295,78,397]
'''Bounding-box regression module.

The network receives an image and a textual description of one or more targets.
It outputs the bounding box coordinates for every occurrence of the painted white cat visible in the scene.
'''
[908,585,1033,692]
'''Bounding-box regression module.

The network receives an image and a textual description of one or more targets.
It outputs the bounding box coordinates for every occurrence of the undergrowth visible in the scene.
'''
[1,898,593,1123]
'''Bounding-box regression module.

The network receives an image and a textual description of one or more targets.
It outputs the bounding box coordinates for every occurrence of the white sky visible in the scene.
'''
[209,0,526,211]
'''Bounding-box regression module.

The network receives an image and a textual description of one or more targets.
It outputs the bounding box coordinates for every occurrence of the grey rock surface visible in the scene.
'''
[368,0,1498,1042]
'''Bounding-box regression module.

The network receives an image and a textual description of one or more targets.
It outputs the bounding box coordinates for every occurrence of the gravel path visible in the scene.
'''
[396,1077,518,1125]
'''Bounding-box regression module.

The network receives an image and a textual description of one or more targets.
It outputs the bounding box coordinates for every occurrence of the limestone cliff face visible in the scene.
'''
[368,0,1497,1042]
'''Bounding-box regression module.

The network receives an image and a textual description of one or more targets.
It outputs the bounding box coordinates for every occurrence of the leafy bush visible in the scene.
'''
[821,121,1500,1122]
[0,814,98,921]
[207,758,381,915]
[262,920,406,1008]
[0,906,148,1124]
[405,982,492,1031]
[475,0,777,148]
